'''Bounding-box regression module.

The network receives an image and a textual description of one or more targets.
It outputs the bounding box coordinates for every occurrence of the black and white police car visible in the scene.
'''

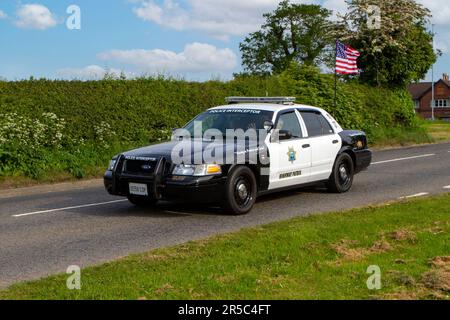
[104,97,372,215]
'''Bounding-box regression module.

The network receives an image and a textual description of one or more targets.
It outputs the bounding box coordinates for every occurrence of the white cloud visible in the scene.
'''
[56,65,125,80]
[416,0,450,26]
[132,0,314,40]
[0,10,7,19]
[15,4,57,30]
[416,1,450,55]
[97,42,237,74]
[322,0,346,18]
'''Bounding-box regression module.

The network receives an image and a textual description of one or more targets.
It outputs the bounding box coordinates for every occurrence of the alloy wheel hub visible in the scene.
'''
[237,183,248,200]
[339,166,348,180]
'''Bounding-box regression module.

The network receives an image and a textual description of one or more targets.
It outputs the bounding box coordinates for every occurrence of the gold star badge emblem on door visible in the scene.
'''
[287,147,297,163]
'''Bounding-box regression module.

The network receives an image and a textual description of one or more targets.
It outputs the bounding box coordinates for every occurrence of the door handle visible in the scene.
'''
[302,144,310,149]
[332,140,339,144]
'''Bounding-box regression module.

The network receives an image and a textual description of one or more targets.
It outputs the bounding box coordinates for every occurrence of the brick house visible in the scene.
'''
[408,74,450,120]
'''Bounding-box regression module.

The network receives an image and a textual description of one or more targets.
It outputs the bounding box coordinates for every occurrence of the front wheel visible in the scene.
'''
[127,196,158,207]
[223,166,257,215]
[327,153,354,193]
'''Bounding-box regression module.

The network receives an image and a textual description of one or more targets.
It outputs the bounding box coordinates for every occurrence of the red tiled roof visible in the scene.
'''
[408,82,432,100]
[408,79,450,100]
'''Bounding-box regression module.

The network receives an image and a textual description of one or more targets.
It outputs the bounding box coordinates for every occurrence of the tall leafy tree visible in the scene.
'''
[338,0,437,87]
[240,1,335,75]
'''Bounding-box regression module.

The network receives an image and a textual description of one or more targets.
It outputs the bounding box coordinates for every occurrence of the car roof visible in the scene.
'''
[209,103,325,113]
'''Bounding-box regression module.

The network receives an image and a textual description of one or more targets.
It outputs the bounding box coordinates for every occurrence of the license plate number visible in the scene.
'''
[129,183,148,196]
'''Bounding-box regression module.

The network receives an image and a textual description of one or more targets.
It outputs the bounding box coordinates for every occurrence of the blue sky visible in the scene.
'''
[0,0,449,81]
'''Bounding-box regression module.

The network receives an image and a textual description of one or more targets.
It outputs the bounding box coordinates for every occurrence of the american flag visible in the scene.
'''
[336,41,360,75]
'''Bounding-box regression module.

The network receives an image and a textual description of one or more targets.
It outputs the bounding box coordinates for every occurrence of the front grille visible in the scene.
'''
[123,159,158,176]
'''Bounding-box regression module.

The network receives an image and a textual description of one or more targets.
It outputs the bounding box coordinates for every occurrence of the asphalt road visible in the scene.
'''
[1,143,449,287]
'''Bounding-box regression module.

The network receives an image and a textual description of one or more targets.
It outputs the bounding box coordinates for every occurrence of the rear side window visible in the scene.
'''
[300,112,334,137]
[319,115,334,135]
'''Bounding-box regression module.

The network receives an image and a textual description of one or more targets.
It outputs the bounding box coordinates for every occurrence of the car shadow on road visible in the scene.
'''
[79,200,225,218]
[81,185,327,218]
[256,185,327,204]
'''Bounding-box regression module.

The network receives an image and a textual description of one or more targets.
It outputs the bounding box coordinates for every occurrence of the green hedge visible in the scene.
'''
[0,65,421,179]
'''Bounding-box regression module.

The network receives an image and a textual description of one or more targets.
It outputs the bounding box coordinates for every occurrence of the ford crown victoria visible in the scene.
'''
[104,97,372,214]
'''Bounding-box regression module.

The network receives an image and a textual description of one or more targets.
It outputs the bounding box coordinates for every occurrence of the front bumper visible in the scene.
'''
[354,149,372,173]
[104,171,227,204]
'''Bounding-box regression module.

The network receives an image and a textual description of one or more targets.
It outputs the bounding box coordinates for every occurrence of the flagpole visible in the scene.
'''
[334,40,338,109]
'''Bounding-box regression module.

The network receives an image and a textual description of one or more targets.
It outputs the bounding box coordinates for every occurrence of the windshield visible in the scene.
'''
[184,109,274,136]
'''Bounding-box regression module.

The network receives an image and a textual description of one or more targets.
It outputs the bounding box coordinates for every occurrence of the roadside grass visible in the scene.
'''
[1,194,449,300]
[369,125,434,149]
[421,120,450,143]
[0,141,141,190]
[0,167,105,190]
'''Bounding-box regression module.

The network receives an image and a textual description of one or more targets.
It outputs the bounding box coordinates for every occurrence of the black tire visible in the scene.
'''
[223,166,257,215]
[327,153,354,193]
[127,196,158,207]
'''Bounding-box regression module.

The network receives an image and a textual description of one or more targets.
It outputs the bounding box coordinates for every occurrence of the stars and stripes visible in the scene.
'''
[336,41,360,75]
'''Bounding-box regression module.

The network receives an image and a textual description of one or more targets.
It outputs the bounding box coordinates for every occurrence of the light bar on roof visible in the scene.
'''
[226,97,296,105]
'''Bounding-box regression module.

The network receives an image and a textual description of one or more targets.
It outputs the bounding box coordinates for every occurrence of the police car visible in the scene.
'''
[104,97,372,215]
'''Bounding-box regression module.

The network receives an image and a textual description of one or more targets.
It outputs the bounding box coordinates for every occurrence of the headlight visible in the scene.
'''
[108,159,117,171]
[172,164,222,176]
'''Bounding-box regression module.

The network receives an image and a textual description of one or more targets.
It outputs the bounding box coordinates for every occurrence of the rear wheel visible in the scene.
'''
[223,166,257,215]
[127,196,158,207]
[327,153,354,193]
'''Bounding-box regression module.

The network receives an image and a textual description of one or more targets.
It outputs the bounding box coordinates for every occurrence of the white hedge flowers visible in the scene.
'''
[0,112,114,149]
[93,121,116,149]
[0,112,65,149]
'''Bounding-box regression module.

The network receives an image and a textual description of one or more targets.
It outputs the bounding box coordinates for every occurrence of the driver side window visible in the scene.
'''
[276,112,302,139]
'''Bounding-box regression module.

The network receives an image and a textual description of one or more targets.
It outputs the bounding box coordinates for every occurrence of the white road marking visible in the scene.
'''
[372,154,436,165]
[12,199,128,218]
[399,192,429,200]
[444,186,450,189]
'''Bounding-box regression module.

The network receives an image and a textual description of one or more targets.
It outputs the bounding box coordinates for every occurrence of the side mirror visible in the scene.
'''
[263,120,274,132]
[278,130,293,141]
[271,129,292,143]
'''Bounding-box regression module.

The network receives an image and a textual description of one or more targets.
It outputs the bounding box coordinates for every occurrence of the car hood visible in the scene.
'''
[122,139,264,163]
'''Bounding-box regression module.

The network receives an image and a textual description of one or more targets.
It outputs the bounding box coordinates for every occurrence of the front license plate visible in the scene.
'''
[129,183,148,196]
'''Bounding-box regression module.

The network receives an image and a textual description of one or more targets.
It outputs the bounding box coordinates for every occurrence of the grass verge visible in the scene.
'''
[421,120,450,143]
[369,125,434,149]
[1,194,449,300]
[0,167,105,190]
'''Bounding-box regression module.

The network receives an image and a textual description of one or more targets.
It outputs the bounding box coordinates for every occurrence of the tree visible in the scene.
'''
[240,1,335,75]
[338,0,437,87]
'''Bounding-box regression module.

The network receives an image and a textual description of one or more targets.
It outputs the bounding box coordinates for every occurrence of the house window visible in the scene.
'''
[414,100,420,109]
[433,99,450,108]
